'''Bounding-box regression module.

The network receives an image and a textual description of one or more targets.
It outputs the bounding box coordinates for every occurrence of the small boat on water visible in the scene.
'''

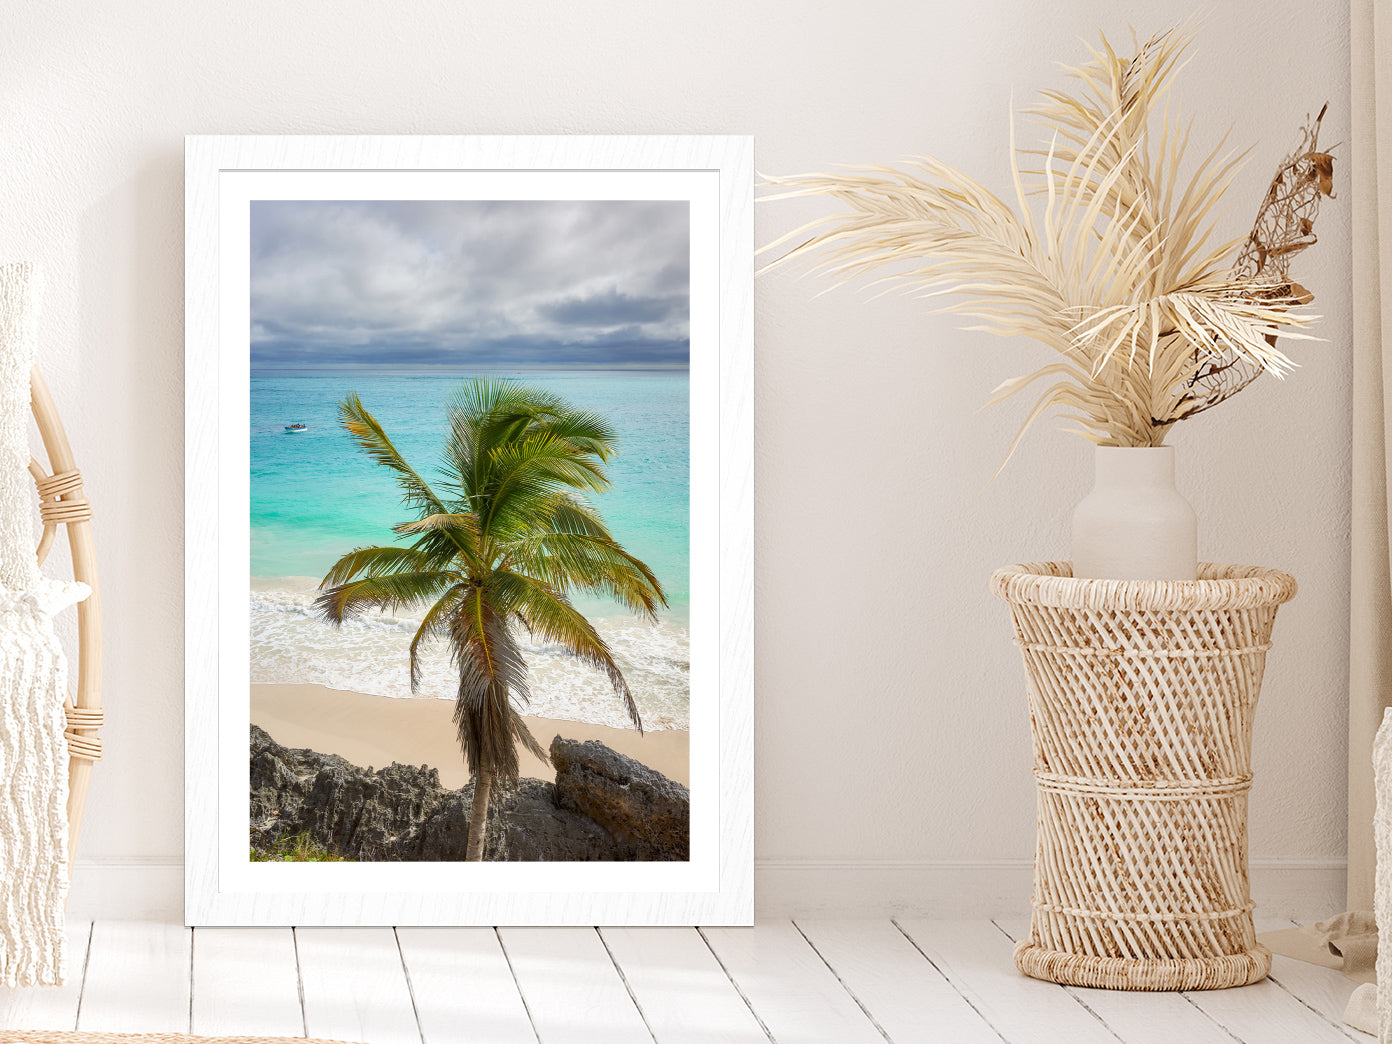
[284,422,308,433]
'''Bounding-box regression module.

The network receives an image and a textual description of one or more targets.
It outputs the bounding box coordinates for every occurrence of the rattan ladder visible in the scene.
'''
[28,365,102,874]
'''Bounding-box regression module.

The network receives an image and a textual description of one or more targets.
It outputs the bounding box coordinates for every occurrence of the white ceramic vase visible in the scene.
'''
[1071,445,1198,581]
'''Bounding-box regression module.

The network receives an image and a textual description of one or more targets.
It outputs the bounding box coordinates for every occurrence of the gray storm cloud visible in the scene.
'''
[250,199,690,370]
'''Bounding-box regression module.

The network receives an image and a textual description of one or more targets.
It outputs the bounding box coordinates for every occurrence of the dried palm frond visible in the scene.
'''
[761,26,1330,460]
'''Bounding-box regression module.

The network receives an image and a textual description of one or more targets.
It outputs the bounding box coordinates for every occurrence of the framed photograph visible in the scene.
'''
[184,136,752,925]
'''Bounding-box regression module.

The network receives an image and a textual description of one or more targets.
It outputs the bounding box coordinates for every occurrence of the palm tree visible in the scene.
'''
[313,378,666,861]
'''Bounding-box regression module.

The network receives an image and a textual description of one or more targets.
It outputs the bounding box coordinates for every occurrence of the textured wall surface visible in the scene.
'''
[1,0,1353,911]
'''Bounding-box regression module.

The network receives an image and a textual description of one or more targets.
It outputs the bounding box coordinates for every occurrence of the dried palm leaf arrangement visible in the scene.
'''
[762,27,1335,461]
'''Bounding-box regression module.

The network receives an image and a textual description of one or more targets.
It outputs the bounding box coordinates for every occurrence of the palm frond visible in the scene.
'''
[443,379,616,498]
[1072,285,1313,379]
[509,709,550,767]
[319,545,439,587]
[314,571,456,625]
[485,433,611,521]
[393,513,481,537]
[544,494,618,539]
[450,588,532,785]
[490,571,643,732]
[500,532,666,617]
[407,584,467,693]
[339,393,448,515]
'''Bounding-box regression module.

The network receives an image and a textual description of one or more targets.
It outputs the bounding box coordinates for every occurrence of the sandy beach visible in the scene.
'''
[251,683,689,789]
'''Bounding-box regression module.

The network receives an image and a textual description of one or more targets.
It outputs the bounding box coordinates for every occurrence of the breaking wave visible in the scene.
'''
[249,577,690,730]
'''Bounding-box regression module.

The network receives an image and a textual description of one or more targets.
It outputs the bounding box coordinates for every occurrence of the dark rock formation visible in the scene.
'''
[551,737,690,860]
[250,725,688,862]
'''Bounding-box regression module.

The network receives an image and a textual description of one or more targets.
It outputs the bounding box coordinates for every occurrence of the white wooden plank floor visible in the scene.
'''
[0,919,1371,1043]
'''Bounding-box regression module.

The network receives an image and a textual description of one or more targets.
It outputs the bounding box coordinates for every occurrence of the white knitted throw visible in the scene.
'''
[0,263,88,987]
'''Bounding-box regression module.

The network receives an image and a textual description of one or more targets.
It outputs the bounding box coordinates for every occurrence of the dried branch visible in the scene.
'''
[1180,104,1336,419]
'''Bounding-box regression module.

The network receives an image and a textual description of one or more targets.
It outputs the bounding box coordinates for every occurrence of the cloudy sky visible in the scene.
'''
[250,200,689,371]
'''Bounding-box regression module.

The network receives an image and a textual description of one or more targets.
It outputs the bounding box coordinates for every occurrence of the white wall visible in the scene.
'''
[4,0,1352,918]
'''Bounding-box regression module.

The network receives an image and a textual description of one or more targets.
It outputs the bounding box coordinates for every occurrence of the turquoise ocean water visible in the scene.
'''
[249,371,691,730]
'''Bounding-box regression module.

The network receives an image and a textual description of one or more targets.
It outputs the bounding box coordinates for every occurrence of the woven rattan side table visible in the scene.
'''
[991,561,1297,991]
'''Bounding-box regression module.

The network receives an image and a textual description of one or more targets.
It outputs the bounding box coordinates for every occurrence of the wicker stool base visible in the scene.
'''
[993,562,1298,991]
[1014,940,1272,991]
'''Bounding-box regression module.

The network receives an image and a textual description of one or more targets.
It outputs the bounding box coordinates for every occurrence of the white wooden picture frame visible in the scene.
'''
[184,135,753,926]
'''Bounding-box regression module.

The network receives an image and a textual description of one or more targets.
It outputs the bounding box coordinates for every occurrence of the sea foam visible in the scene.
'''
[250,578,690,730]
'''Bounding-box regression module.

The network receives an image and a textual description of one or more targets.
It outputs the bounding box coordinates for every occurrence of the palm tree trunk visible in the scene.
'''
[465,767,493,861]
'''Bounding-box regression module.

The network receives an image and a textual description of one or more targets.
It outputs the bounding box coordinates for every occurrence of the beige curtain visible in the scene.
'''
[1349,0,1392,912]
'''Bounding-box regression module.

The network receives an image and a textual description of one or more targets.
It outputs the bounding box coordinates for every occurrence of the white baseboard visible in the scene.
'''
[754,860,1037,919]
[67,859,183,922]
[1248,860,1349,921]
[752,859,1349,922]
[64,858,1348,924]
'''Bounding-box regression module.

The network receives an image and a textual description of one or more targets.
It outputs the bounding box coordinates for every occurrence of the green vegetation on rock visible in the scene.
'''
[250,830,348,862]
